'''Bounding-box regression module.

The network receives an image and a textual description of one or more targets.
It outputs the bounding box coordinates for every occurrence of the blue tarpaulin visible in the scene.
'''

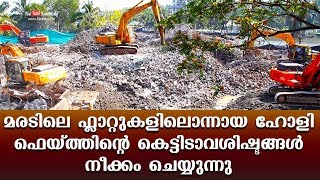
[0,29,76,45]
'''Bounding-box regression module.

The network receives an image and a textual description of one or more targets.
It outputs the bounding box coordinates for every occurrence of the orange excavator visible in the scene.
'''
[95,0,165,55]
[0,43,66,86]
[248,29,320,104]
[0,24,49,45]
[268,53,320,104]
[249,29,318,64]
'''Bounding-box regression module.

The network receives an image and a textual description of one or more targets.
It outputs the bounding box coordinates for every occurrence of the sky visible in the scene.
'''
[5,0,172,11]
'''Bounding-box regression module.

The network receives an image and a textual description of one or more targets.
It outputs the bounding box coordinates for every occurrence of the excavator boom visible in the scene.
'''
[249,28,318,63]
[96,0,165,55]
[0,43,25,57]
[117,0,165,44]
[248,29,296,48]
[0,24,49,45]
[0,24,21,36]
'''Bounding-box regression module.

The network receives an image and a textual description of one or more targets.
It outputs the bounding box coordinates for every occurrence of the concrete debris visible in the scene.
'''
[63,24,117,53]
[0,92,49,110]
[0,94,20,110]
[1,28,316,110]
[26,43,282,110]
[18,45,61,54]
[23,99,48,110]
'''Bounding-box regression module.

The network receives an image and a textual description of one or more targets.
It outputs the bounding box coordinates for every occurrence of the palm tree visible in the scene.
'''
[0,1,14,24]
[11,0,28,21]
[0,1,9,12]
[76,1,102,30]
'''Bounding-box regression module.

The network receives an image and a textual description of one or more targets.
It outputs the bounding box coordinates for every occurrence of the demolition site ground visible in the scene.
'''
[1,27,319,110]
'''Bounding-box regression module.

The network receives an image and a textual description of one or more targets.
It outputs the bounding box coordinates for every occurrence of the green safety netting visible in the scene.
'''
[0,29,76,45]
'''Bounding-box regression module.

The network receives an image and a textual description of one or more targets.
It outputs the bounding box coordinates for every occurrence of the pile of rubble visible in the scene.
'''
[0,93,49,110]
[18,44,61,54]
[28,39,283,110]
[63,25,117,53]
[0,94,19,110]
[2,26,311,110]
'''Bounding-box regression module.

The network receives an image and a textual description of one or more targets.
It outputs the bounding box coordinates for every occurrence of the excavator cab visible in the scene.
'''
[4,57,30,84]
[96,26,135,46]
[18,31,31,46]
[268,53,320,104]
[288,45,312,64]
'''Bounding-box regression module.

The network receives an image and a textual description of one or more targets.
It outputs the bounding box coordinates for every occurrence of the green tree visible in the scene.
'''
[75,0,103,30]
[44,0,80,31]
[131,5,171,30]
[164,0,320,41]
[161,0,320,75]
[106,9,124,26]
[25,3,48,13]
[11,0,28,21]
[0,1,14,24]
[132,8,154,29]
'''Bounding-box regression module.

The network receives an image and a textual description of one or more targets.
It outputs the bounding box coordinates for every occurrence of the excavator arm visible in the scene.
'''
[0,24,21,36]
[0,23,49,45]
[117,0,165,44]
[248,29,296,48]
[0,44,25,57]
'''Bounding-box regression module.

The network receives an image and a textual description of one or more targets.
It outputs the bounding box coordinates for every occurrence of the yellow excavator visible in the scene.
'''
[95,0,165,55]
[0,43,101,110]
[0,43,67,87]
[248,29,318,63]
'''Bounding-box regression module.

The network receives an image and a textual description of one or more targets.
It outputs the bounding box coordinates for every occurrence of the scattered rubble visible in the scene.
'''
[1,28,316,110]
[226,90,320,110]
[63,25,117,53]
[18,44,61,54]
[0,94,21,110]
[26,42,282,110]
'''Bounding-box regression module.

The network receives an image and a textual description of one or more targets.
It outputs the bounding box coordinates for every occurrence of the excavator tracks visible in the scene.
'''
[100,45,138,55]
[267,85,320,104]
[267,84,294,95]
[274,91,320,104]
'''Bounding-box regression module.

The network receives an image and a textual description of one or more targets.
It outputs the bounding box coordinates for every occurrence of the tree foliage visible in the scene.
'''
[44,0,80,31]
[25,3,48,13]
[74,0,105,30]
[161,0,320,75]
[131,5,171,30]
[105,9,125,26]
[170,30,234,77]
[163,0,320,41]
[11,0,28,21]
[0,1,14,24]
